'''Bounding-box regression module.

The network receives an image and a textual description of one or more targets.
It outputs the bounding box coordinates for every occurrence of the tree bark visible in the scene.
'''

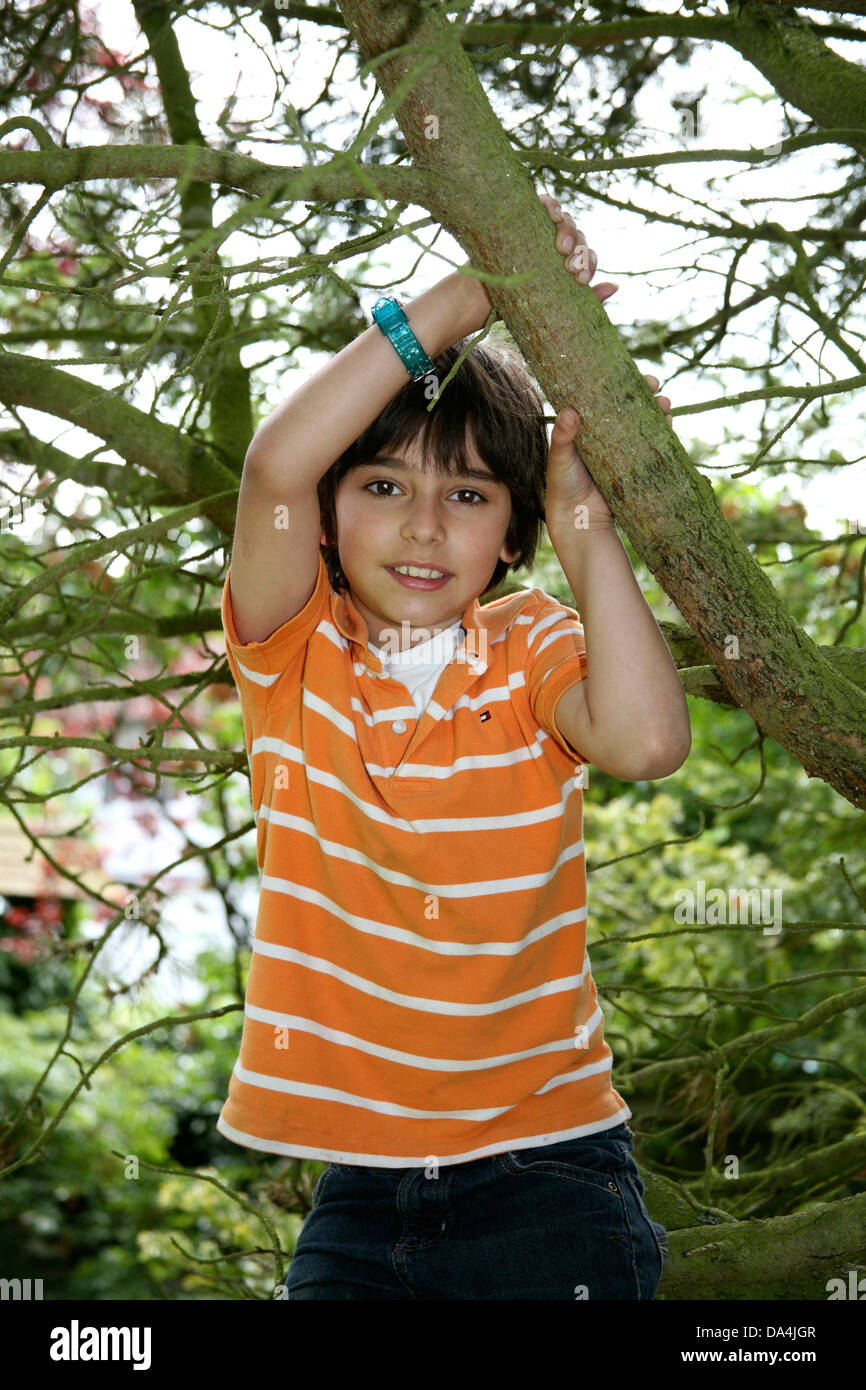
[653,1191,866,1300]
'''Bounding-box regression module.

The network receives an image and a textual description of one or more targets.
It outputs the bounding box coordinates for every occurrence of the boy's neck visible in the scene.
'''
[369,614,465,653]
[343,586,468,652]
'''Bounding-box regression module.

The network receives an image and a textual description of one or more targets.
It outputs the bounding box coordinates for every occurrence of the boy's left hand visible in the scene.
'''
[539,191,672,529]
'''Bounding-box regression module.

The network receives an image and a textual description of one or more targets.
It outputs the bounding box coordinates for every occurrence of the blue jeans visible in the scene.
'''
[283,1122,669,1300]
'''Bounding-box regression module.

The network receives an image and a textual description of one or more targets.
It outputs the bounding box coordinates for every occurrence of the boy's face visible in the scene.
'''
[324,433,518,650]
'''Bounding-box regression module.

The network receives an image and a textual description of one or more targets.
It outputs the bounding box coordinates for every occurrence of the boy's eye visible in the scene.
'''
[453,489,485,504]
[363,480,485,504]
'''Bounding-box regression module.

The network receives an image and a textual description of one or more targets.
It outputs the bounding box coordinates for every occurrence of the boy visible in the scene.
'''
[219,193,690,1299]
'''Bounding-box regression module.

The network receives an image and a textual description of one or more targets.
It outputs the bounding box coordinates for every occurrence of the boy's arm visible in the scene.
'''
[547,519,692,781]
[230,270,491,646]
[229,193,612,646]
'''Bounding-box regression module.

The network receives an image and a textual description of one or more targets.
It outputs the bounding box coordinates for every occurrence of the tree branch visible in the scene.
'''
[656,1192,866,1299]
[132,0,252,470]
[0,351,238,537]
[252,2,866,49]
[725,0,866,148]
[0,142,433,208]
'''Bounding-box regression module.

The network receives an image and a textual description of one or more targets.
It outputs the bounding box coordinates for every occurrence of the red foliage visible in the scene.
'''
[0,897,64,962]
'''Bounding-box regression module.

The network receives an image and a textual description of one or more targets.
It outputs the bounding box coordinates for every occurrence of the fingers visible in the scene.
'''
[539,192,564,222]
[593,281,618,304]
[540,195,673,415]
[557,221,593,282]
[539,191,595,284]
[549,407,582,451]
[642,373,672,415]
[570,244,597,284]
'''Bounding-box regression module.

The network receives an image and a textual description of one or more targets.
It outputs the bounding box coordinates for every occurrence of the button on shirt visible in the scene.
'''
[216,551,631,1169]
[369,618,466,727]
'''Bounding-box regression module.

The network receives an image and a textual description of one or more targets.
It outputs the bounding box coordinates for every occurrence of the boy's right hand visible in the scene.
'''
[538,192,618,304]
[539,192,670,414]
[462,195,670,412]
[463,192,616,325]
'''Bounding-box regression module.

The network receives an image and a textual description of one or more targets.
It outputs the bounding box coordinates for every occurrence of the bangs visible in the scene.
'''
[349,392,483,480]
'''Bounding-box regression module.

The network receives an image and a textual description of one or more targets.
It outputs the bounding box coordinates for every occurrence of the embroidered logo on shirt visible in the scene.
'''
[480,710,491,722]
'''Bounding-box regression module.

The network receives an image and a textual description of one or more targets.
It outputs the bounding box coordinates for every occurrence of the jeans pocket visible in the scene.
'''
[499,1127,634,1195]
[310,1165,334,1209]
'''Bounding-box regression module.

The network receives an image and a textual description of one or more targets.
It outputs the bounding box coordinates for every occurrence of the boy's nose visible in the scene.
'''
[402,499,446,539]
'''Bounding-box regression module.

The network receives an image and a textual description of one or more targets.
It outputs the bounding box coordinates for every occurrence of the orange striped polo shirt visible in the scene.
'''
[216,549,631,1167]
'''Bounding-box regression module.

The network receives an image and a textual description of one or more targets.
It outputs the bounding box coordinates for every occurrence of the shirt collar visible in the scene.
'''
[329,577,508,673]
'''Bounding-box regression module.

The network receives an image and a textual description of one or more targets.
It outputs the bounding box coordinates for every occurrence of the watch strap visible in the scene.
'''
[371,296,436,382]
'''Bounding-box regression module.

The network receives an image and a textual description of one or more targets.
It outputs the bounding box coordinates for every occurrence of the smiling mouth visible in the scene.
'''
[388,564,451,579]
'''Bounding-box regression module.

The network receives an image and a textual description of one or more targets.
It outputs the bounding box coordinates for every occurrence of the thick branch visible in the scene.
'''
[626,983,866,1085]
[759,0,866,13]
[0,428,177,504]
[1,605,232,644]
[677,644,866,706]
[0,142,432,203]
[284,1,866,153]
[654,1193,866,1300]
[704,1131,866,1197]
[262,3,866,48]
[0,352,238,536]
[4,133,865,208]
[725,0,866,146]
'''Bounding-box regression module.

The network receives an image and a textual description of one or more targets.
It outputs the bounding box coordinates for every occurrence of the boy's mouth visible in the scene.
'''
[386,563,452,591]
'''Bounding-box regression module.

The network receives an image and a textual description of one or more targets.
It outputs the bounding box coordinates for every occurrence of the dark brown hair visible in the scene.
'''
[317,338,548,599]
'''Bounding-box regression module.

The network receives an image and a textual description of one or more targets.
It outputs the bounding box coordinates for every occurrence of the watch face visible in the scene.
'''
[375,298,403,328]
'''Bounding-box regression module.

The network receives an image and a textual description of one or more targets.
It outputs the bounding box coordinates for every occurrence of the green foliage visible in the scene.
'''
[0,980,302,1299]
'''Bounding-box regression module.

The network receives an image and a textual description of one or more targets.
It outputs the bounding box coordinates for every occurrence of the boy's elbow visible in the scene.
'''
[639,730,691,780]
[595,735,689,781]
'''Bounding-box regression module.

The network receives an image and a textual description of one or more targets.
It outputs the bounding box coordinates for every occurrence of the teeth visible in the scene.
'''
[393,565,446,578]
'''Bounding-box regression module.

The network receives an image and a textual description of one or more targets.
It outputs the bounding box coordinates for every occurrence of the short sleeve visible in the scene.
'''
[220,549,330,741]
[525,595,589,762]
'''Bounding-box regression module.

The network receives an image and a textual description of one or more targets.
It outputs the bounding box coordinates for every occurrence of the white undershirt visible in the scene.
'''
[368,619,465,718]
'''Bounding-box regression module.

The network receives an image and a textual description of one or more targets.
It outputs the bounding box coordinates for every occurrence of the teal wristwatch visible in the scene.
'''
[371,296,436,381]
